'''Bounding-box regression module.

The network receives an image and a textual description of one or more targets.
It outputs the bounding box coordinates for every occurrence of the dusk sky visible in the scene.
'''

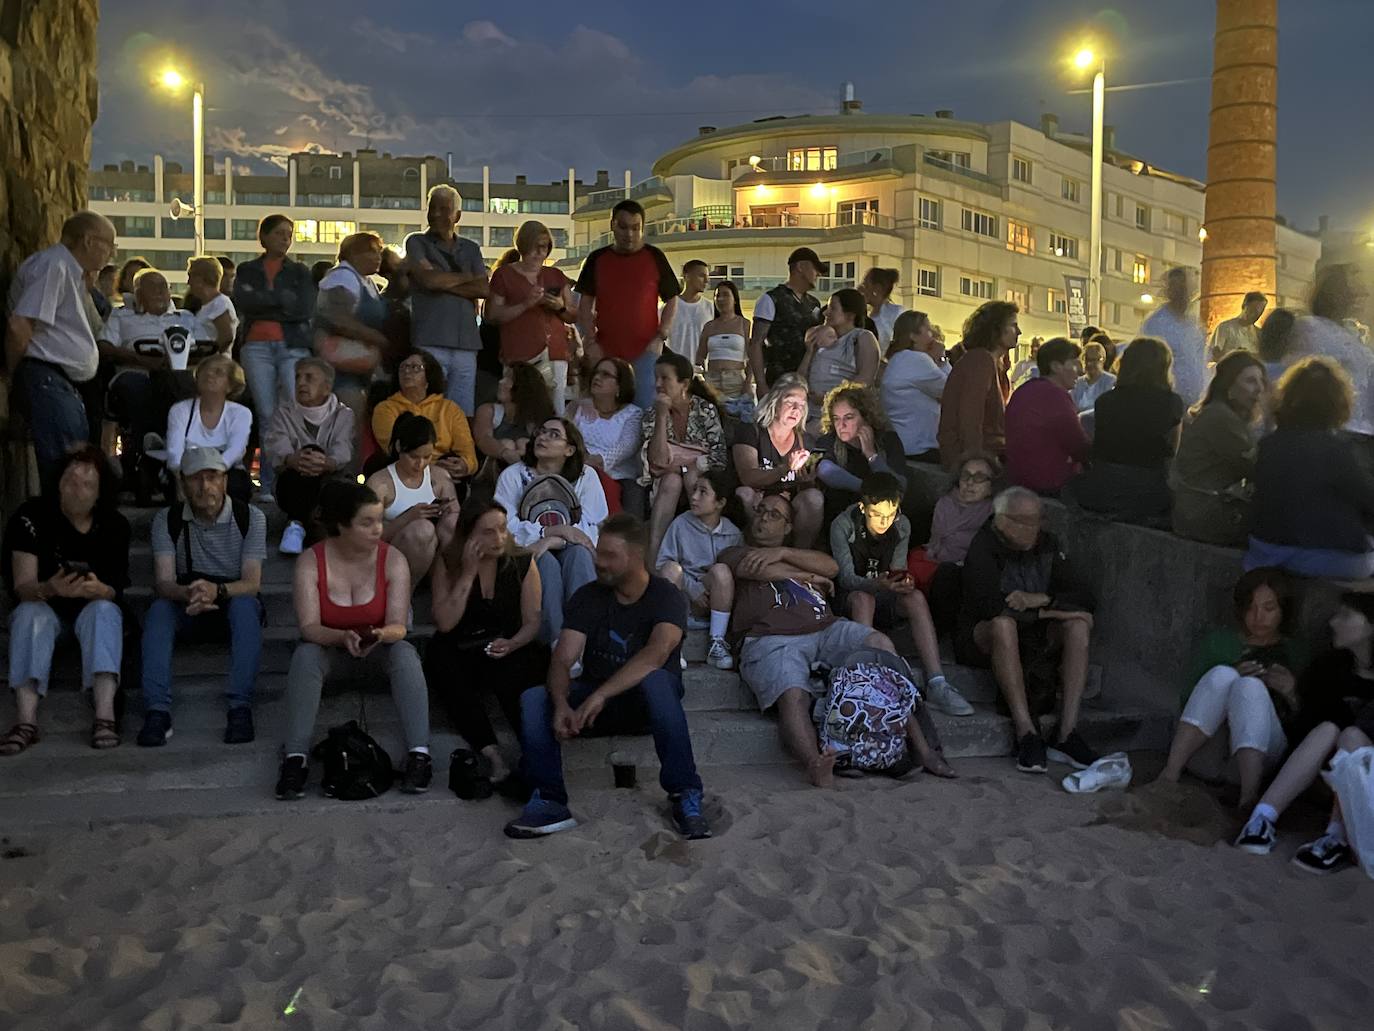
[95,1,1372,229]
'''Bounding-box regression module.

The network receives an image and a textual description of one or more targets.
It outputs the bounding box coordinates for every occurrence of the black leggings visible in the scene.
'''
[425,635,549,752]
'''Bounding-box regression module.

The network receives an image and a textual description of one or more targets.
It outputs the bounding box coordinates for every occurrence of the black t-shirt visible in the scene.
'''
[565,575,687,684]
[1092,385,1184,469]
[2,499,131,622]
[736,422,809,495]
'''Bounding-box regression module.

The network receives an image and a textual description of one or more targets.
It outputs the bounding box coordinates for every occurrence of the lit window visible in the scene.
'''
[1132,255,1150,284]
[1006,287,1030,312]
[787,146,837,171]
[1048,288,1067,314]
[918,197,942,230]
[489,197,519,215]
[1006,219,1034,255]
[1012,157,1032,183]
[959,275,995,300]
[961,208,997,238]
[916,267,940,297]
[294,219,318,243]
[318,220,357,244]
[1049,232,1079,259]
[837,199,880,226]
[928,150,971,169]
[1062,177,1081,203]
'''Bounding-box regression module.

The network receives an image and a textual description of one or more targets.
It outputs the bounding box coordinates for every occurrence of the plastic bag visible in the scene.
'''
[1322,746,1374,880]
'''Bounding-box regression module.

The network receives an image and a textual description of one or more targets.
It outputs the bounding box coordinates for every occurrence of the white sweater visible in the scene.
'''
[493,463,609,547]
[166,398,253,471]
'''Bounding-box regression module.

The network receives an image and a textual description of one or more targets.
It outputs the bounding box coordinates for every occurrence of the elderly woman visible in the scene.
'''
[732,373,823,548]
[364,413,459,590]
[859,267,903,350]
[493,417,608,644]
[371,348,476,483]
[694,279,754,421]
[798,288,880,433]
[184,255,238,353]
[641,352,728,563]
[276,480,432,799]
[569,355,644,515]
[314,231,390,433]
[2,446,130,753]
[164,354,254,502]
[1171,351,1267,546]
[816,382,912,525]
[486,219,577,404]
[881,309,947,463]
[233,213,317,502]
[472,361,556,475]
[1071,340,1116,413]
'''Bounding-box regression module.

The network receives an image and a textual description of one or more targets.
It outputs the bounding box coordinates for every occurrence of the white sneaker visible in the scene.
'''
[680,655,688,671]
[707,637,734,670]
[279,520,306,555]
[925,678,974,716]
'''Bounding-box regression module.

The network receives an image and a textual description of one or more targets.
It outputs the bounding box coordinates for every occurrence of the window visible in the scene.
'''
[521,199,570,214]
[1006,219,1034,255]
[204,219,225,240]
[550,228,569,249]
[916,267,940,297]
[89,185,156,202]
[1135,204,1150,230]
[1012,157,1032,183]
[928,150,971,169]
[824,260,858,289]
[918,197,942,230]
[236,192,290,206]
[490,197,520,215]
[359,223,409,246]
[161,217,195,239]
[1048,288,1067,315]
[112,216,155,237]
[1110,248,1124,273]
[489,226,515,248]
[293,219,357,244]
[205,190,226,204]
[837,198,880,226]
[787,146,838,171]
[708,263,745,287]
[456,227,482,244]
[959,275,995,300]
[1049,232,1078,259]
[961,208,998,238]
[403,167,419,180]
[1114,193,1124,218]
[329,166,343,180]
[231,219,259,241]
[302,192,352,207]
[1062,177,1081,203]
[1163,210,1184,235]
[1132,255,1150,285]
[1006,286,1030,312]
[360,195,421,210]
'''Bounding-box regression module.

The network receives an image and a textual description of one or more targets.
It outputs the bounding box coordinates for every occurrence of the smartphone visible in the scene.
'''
[802,451,823,472]
[62,561,93,577]
[356,626,379,647]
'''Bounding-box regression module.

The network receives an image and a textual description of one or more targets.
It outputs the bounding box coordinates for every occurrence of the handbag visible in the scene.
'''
[316,333,381,376]
[666,440,709,471]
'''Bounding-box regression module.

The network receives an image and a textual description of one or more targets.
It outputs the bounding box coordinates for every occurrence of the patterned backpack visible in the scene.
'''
[518,473,582,530]
[815,649,920,773]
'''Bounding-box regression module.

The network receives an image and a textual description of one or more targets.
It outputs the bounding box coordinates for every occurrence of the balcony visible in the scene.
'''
[920,153,1002,195]
[574,176,673,216]
[748,147,894,173]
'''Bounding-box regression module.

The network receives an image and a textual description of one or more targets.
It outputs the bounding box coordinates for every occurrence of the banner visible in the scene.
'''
[1064,274,1089,339]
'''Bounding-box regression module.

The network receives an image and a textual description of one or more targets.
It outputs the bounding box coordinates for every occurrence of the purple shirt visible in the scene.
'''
[1005,377,1091,494]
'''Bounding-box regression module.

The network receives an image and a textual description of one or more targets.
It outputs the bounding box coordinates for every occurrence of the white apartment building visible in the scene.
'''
[89,149,607,286]
[557,100,1320,344]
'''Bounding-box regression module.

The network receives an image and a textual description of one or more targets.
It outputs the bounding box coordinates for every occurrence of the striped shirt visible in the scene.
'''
[151,499,267,581]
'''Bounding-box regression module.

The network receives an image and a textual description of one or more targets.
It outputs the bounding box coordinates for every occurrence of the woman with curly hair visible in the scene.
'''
[815,381,912,525]
[472,361,556,474]
[936,300,1018,468]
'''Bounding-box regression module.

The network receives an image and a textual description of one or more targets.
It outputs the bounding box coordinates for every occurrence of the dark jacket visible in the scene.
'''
[232,255,316,351]
[958,520,1091,630]
[1251,429,1374,553]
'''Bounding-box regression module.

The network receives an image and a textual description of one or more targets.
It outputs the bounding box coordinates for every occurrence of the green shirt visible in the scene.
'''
[1183,627,1309,705]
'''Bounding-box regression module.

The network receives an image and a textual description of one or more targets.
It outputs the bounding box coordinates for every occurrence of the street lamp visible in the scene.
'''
[158,66,205,253]
[1070,44,1105,332]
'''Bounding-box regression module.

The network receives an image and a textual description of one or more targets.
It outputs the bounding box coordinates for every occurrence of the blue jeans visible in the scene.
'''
[141,595,263,713]
[1244,535,1374,579]
[16,359,89,493]
[536,544,596,645]
[7,599,122,695]
[518,670,702,805]
[422,347,477,417]
[631,348,660,411]
[240,341,312,494]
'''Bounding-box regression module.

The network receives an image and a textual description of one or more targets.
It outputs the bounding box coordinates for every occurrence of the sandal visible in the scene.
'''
[91,718,120,750]
[0,723,40,756]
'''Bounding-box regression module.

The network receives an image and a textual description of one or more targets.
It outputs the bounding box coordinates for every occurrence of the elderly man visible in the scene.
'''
[575,199,682,408]
[1141,267,1207,406]
[957,487,1097,774]
[6,211,117,492]
[721,493,953,787]
[263,357,356,555]
[404,184,488,415]
[138,447,266,748]
[1209,291,1267,363]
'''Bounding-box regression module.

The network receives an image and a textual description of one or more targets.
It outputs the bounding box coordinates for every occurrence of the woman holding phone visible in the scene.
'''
[732,374,823,548]
[364,412,459,591]
[485,220,576,405]
[276,480,432,799]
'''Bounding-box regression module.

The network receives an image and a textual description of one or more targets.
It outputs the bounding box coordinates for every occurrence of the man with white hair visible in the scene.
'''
[404,184,489,415]
[957,486,1098,774]
[6,211,117,491]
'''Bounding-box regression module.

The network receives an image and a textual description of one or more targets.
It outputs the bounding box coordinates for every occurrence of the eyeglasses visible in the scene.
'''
[756,507,791,523]
[398,362,426,373]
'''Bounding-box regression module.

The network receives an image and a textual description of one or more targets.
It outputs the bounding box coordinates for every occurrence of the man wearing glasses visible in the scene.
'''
[6,211,117,492]
[956,487,1098,774]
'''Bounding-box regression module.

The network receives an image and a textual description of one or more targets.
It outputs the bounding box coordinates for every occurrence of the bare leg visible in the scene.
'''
[1235,748,1266,812]
[898,590,944,678]
[1056,618,1091,739]
[13,684,40,726]
[791,488,823,549]
[776,687,834,787]
[702,563,734,612]
[481,743,510,782]
[1255,722,1340,817]
[648,472,683,567]
[975,616,1034,738]
[392,519,439,592]
[90,673,117,723]
[1161,722,1212,783]
[848,592,876,628]
[736,485,760,511]
[658,560,686,590]
[907,712,957,778]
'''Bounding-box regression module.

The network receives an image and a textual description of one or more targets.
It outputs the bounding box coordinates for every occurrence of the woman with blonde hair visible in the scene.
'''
[486,219,577,409]
[164,353,254,501]
[314,230,390,432]
[184,255,238,352]
[732,373,823,547]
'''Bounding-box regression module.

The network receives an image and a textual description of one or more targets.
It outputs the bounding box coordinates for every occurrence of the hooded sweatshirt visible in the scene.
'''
[371,390,477,471]
[657,511,743,582]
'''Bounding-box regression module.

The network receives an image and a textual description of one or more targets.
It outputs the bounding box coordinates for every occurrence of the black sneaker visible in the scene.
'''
[1291,834,1354,875]
[1233,814,1277,855]
[670,788,712,840]
[1015,732,1048,774]
[224,706,255,745]
[447,748,493,800]
[136,710,173,747]
[401,751,433,794]
[1047,729,1099,770]
[275,756,308,800]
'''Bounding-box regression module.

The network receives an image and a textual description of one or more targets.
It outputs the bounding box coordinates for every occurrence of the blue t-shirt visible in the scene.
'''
[565,575,686,684]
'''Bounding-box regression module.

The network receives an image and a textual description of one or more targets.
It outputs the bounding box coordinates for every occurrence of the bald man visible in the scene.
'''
[6,211,118,491]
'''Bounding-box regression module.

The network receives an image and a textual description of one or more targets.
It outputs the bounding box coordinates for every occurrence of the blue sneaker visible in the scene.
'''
[136,710,173,748]
[503,790,577,839]
[670,788,712,840]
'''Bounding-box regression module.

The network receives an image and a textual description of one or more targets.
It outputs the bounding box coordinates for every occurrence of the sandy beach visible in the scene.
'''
[1,757,1370,1030]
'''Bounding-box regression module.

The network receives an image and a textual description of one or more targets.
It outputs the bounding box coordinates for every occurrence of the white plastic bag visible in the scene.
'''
[1322,746,1374,880]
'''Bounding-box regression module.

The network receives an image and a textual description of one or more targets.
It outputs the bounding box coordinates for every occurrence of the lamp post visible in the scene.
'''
[159,68,205,253]
[1073,47,1105,329]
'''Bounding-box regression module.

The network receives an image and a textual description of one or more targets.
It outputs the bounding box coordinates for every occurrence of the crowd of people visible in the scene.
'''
[3,200,1373,867]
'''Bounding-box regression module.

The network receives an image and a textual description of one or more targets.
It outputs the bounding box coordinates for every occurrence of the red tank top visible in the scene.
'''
[314,542,389,631]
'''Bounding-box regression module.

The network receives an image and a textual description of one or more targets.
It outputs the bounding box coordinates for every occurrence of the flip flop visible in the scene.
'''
[1063,753,1132,794]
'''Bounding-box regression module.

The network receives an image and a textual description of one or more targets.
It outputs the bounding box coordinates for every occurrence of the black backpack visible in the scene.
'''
[310,720,395,800]
[167,498,252,585]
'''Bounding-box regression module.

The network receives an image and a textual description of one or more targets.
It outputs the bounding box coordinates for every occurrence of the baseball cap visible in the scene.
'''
[181,446,228,476]
[787,247,829,275]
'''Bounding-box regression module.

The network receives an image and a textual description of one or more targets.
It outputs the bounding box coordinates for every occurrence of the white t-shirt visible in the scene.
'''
[872,301,903,350]
[667,296,713,363]
[1141,305,1208,406]
[752,292,777,323]
[100,305,201,371]
[318,260,381,304]
[194,292,239,343]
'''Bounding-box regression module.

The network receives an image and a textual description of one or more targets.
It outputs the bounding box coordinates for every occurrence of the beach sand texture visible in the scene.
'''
[1,760,1370,1030]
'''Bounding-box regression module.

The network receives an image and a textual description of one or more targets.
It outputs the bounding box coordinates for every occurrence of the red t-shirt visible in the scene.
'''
[1004,377,1091,494]
[574,244,681,360]
[245,256,285,343]
[490,264,569,364]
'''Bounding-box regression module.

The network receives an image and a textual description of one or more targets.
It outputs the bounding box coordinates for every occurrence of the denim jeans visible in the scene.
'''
[422,347,477,417]
[16,359,90,494]
[518,670,702,806]
[631,348,660,411]
[141,595,263,713]
[7,599,122,695]
[239,341,312,494]
[536,544,596,645]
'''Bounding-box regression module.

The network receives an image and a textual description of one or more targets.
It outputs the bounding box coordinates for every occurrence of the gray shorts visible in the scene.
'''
[738,620,878,710]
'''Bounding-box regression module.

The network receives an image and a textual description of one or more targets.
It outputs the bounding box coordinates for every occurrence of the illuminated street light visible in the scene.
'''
[1073,47,1096,70]
[159,68,186,90]
[156,65,205,253]
[1140,293,1154,304]
[1067,41,1106,332]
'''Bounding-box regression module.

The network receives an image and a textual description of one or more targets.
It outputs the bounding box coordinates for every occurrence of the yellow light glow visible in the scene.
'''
[1073,47,1096,69]
[809,183,827,199]
[1139,293,1154,304]
[159,68,186,90]
[1198,226,1208,242]
[754,184,769,198]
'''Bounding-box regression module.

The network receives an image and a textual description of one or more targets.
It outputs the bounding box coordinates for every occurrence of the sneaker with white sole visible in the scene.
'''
[504,790,578,838]
[279,520,306,555]
[1291,833,1354,875]
[707,637,734,670]
[924,677,973,716]
[1234,813,1277,855]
